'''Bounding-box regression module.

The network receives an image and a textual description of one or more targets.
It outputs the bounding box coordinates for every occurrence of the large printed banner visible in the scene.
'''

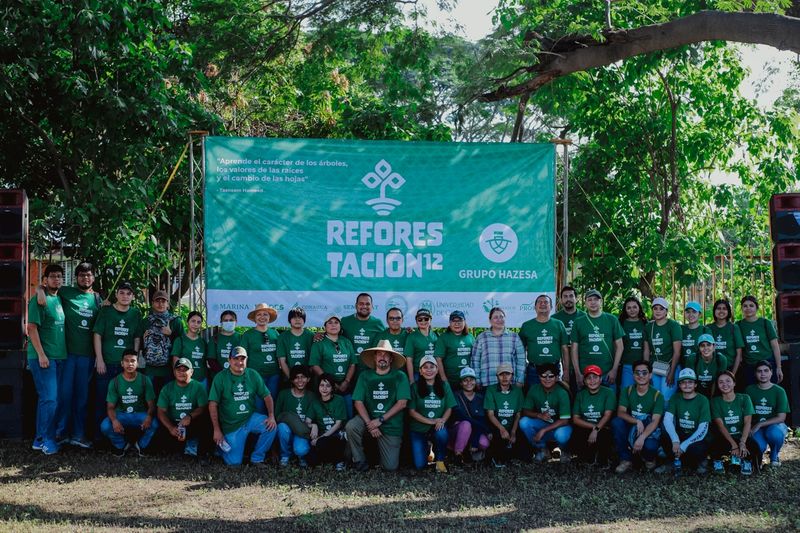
[204,137,555,326]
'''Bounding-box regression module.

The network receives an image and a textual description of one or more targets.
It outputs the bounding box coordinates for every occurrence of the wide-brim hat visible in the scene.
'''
[360,339,406,370]
[247,303,278,323]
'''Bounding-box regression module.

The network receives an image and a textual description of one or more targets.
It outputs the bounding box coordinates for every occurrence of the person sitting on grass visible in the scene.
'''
[100,349,158,457]
[746,360,791,468]
[570,365,615,466]
[659,368,710,476]
[156,357,209,458]
[449,367,491,464]
[276,365,316,468]
[307,373,348,470]
[484,363,523,468]
[710,371,759,475]
[408,355,456,473]
[518,362,572,464]
[611,360,663,474]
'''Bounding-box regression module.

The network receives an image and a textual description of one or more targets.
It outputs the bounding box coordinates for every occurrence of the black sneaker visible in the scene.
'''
[354,461,369,472]
[116,443,131,458]
[132,442,144,457]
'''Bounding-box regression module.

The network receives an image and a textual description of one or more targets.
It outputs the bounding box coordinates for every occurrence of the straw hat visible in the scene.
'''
[360,339,406,370]
[247,303,278,323]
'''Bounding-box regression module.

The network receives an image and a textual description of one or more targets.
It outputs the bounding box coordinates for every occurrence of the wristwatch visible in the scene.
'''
[378,416,385,424]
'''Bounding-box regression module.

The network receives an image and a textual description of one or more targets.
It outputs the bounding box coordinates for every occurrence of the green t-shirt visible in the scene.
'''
[680,324,709,366]
[408,381,457,433]
[666,393,711,440]
[92,305,142,364]
[737,318,778,365]
[645,319,682,364]
[523,384,571,420]
[746,384,790,424]
[405,329,438,369]
[26,294,66,360]
[687,353,728,395]
[308,336,357,382]
[208,332,242,370]
[352,369,411,437]
[619,385,664,418]
[308,394,347,432]
[209,368,270,434]
[277,329,315,368]
[711,393,755,437]
[275,388,317,422]
[483,385,524,428]
[571,312,625,374]
[170,334,208,381]
[237,328,280,377]
[434,331,475,385]
[621,320,648,365]
[156,379,209,423]
[340,314,385,370]
[706,322,744,363]
[519,318,569,366]
[372,329,409,355]
[573,386,616,424]
[552,309,586,341]
[58,286,100,357]
[107,372,155,414]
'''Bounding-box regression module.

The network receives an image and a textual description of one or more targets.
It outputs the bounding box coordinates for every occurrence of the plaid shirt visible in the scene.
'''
[471,329,525,386]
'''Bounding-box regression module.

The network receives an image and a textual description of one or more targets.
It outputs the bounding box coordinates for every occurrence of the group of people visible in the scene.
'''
[26,265,791,476]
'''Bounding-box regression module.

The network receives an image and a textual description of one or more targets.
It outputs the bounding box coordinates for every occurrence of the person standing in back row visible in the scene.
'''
[571,290,625,392]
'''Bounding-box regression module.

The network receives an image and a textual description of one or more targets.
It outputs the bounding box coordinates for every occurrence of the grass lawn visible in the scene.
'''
[0,438,798,532]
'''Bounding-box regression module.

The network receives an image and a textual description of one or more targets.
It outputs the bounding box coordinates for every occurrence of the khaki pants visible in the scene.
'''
[345,416,402,471]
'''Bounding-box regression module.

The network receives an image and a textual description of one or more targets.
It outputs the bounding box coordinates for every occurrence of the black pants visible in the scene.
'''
[660,433,708,469]
[309,434,346,465]
[569,426,613,464]
[709,433,761,467]
[489,428,515,463]
[154,414,211,455]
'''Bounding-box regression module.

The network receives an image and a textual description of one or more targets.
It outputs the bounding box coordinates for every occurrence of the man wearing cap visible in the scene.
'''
[156,357,209,457]
[681,301,709,368]
[646,297,683,403]
[208,346,278,467]
[346,339,411,471]
[340,293,386,372]
[310,314,357,418]
[93,281,143,443]
[660,367,710,475]
[484,363,524,467]
[570,364,616,465]
[237,303,281,408]
[434,310,474,389]
[371,307,409,356]
[519,362,573,463]
[138,290,185,396]
[519,294,569,387]
[571,290,625,391]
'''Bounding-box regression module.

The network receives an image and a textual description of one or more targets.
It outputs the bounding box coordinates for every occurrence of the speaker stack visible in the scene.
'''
[771,193,800,426]
[0,189,28,438]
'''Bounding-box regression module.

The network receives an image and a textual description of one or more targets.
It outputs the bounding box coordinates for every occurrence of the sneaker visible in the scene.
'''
[69,438,92,449]
[56,435,69,446]
[471,450,485,463]
[31,439,44,451]
[183,444,198,458]
[559,453,571,464]
[298,458,308,468]
[713,460,725,474]
[534,450,547,464]
[491,458,506,469]
[696,459,708,475]
[279,457,290,467]
[644,461,657,471]
[354,461,369,472]
[132,442,143,457]
[116,443,131,458]
[41,443,58,456]
[435,461,448,473]
[741,460,753,476]
[654,464,672,475]
[335,462,346,472]
[615,460,633,474]
[771,460,782,468]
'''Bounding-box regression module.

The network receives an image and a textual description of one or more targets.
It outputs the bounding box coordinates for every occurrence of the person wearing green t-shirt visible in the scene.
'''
[484,363,524,468]
[570,289,625,392]
[434,310,474,388]
[347,340,411,471]
[746,360,790,467]
[618,297,650,389]
[372,307,409,357]
[570,365,616,465]
[518,362,572,463]
[689,334,728,397]
[170,311,208,385]
[27,264,67,455]
[645,297,683,404]
[207,310,241,378]
[340,293,386,372]
[405,308,438,384]
[553,286,587,391]
[208,346,277,466]
[277,307,314,381]
[737,295,782,386]
[92,281,142,444]
[681,301,709,368]
[612,360,663,473]
[307,373,348,469]
[237,303,281,410]
[709,371,759,474]
[310,314,357,418]
[408,355,456,472]
[100,350,158,456]
[707,299,744,376]
[275,365,317,467]
[138,290,185,396]
[519,295,569,387]
[156,357,209,457]
[660,368,710,475]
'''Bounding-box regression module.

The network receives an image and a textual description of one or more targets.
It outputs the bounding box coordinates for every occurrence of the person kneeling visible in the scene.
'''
[710,371,760,475]
[519,363,572,464]
[659,368,710,476]
[276,365,316,467]
[408,355,456,473]
[100,350,158,457]
[570,365,615,465]
[484,364,524,468]
[156,357,209,458]
[612,360,663,473]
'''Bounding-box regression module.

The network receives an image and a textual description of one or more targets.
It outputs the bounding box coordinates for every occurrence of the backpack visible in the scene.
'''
[143,314,174,367]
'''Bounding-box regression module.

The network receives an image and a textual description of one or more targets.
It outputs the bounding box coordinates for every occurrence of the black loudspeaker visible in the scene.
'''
[776,293,800,343]
[782,346,800,427]
[0,190,27,243]
[771,194,800,242]
[0,190,27,352]
[0,298,24,351]
[0,244,25,297]
[0,369,25,439]
[774,243,800,292]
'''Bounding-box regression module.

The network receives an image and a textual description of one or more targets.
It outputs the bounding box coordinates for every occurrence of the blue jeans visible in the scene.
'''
[29,358,66,448]
[56,354,93,441]
[255,374,280,414]
[651,365,679,406]
[518,416,572,450]
[601,373,617,394]
[619,365,635,389]
[409,427,449,469]
[100,411,159,450]
[751,423,788,461]
[278,422,310,459]
[611,417,660,462]
[219,412,277,466]
[95,364,123,442]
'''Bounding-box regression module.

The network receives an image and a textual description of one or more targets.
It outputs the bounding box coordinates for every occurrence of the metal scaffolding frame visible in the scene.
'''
[188,131,208,313]
[551,138,572,290]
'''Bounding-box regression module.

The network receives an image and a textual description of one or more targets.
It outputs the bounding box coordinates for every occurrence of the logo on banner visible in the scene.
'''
[418,299,434,313]
[362,159,405,216]
[479,224,519,263]
[483,298,500,312]
[385,295,408,315]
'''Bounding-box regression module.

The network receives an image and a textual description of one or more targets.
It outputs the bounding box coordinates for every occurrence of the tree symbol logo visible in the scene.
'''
[362,159,405,215]
[478,223,519,263]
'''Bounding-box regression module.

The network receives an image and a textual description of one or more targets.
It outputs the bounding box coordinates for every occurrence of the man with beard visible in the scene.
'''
[340,293,386,372]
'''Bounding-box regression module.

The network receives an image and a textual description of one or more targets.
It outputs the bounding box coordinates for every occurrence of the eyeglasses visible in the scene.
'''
[417,317,430,322]
[634,370,649,376]
[387,316,403,321]
[76,272,94,277]
[540,373,556,379]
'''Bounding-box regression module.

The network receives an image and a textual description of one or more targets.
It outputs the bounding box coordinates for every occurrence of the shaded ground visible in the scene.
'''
[0,438,798,532]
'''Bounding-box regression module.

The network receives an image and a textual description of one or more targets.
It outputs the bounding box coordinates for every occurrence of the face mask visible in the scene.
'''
[221,321,236,333]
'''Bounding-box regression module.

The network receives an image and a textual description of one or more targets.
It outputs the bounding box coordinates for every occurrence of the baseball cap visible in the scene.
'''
[583,364,602,377]
[174,357,193,369]
[459,367,476,379]
[152,290,168,302]
[585,289,602,300]
[230,346,248,359]
[449,310,465,321]
[685,301,702,313]
[416,308,432,319]
[652,297,668,309]
[496,363,514,375]
[697,333,715,345]
[418,354,438,369]
[117,281,133,292]
[677,368,697,382]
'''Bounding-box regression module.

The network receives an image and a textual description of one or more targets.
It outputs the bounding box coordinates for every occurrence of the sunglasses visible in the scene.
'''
[540,373,556,379]
[634,370,649,376]
[417,317,430,322]
[387,316,403,321]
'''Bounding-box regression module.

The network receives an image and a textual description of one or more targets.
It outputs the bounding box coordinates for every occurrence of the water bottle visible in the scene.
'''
[730,455,741,466]
[673,457,682,473]
[219,439,232,453]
